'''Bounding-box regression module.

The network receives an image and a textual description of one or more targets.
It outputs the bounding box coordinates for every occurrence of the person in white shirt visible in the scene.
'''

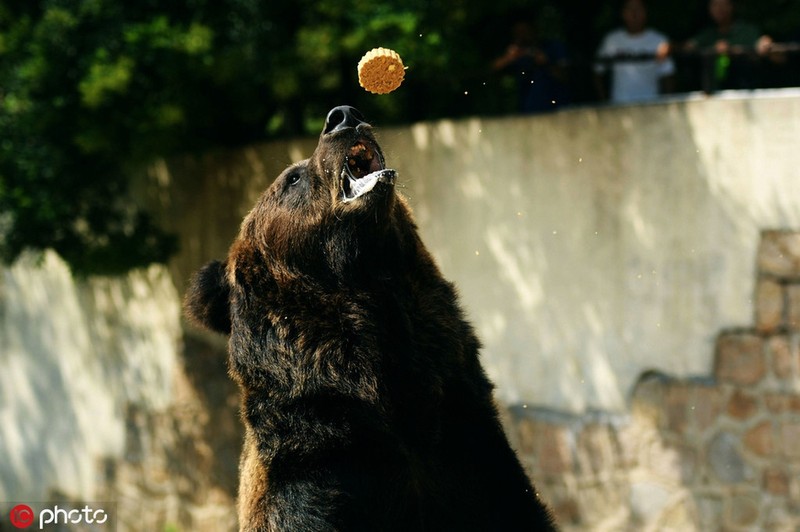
[594,0,675,104]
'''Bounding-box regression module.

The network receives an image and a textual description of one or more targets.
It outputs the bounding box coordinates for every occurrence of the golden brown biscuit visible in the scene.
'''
[358,48,405,94]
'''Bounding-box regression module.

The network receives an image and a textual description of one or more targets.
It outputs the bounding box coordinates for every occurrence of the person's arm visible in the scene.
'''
[492,45,524,71]
[656,40,675,95]
[594,71,609,101]
[593,34,612,101]
[659,74,675,94]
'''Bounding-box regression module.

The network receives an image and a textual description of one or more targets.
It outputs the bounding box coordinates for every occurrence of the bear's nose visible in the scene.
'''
[323,105,368,134]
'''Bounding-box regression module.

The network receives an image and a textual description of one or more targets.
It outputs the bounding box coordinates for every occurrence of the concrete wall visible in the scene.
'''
[0,252,240,529]
[0,252,180,501]
[396,91,800,413]
[150,89,800,414]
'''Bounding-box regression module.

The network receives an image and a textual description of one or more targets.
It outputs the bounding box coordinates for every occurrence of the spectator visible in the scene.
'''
[685,0,772,90]
[491,17,571,113]
[760,30,800,88]
[594,0,675,104]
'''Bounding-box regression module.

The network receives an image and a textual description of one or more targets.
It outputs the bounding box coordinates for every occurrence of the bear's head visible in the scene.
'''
[184,105,422,337]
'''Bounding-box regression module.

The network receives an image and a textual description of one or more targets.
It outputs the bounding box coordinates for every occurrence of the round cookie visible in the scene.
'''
[358,48,405,94]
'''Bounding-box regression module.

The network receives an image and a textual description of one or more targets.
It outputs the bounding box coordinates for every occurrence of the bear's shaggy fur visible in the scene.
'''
[184,106,556,531]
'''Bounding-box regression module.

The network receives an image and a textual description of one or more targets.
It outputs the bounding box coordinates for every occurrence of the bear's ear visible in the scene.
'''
[184,260,232,335]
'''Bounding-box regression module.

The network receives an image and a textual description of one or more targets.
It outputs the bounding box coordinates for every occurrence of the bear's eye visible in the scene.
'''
[287,172,301,186]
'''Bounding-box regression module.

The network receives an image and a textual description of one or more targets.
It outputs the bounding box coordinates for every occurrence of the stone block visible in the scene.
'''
[578,483,626,524]
[758,231,800,278]
[725,492,762,527]
[790,475,800,514]
[764,505,796,531]
[631,373,667,427]
[617,421,647,469]
[690,384,725,430]
[765,393,787,413]
[708,431,751,483]
[658,494,700,531]
[755,278,784,333]
[781,422,800,460]
[769,335,799,381]
[515,418,541,456]
[727,389,759,420]
[538,424,574,477]
[550,497,581,526]
[576,423,618,476]
[665,383,690,435]
[764,393,800,413]
[787,284,800,330]
[764,468,790,495]
[696,496,723,531]
[743,421,775,457]
[714,333,766,386]
[649,443,696,485]
[643,438,685,484]
[792,395,800,413]
[629,481,671,524]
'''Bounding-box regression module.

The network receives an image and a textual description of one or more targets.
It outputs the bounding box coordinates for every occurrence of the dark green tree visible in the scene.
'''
[0,0,517,275]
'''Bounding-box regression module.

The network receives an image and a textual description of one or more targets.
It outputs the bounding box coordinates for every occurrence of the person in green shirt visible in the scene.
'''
[685,0,772,90]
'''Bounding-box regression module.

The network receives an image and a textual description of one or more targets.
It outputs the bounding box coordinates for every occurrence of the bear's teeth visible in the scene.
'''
[341,169,395,203]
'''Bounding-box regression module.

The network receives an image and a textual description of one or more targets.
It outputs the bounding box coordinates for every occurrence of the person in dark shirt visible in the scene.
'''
[685,0,772,90]
[492,18,571,113]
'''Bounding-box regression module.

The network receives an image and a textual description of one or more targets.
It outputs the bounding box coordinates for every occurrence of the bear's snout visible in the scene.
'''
[323,105,368,134]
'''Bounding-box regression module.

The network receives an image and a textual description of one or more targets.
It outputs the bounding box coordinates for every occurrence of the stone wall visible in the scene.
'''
[96,334,240,531]
[0,253,241,531]
[509,230,800,530]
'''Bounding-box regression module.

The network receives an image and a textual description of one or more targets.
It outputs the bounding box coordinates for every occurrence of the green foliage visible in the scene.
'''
[1,0,799,275]
[0,0,525,275]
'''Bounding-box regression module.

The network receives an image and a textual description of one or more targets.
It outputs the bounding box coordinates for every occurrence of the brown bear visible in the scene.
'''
[184,106,557,531]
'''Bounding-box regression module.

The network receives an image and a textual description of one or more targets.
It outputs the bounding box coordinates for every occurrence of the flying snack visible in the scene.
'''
[358,48,405,94]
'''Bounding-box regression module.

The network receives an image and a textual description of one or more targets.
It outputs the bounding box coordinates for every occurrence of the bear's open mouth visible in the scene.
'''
[340,140,396,203]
